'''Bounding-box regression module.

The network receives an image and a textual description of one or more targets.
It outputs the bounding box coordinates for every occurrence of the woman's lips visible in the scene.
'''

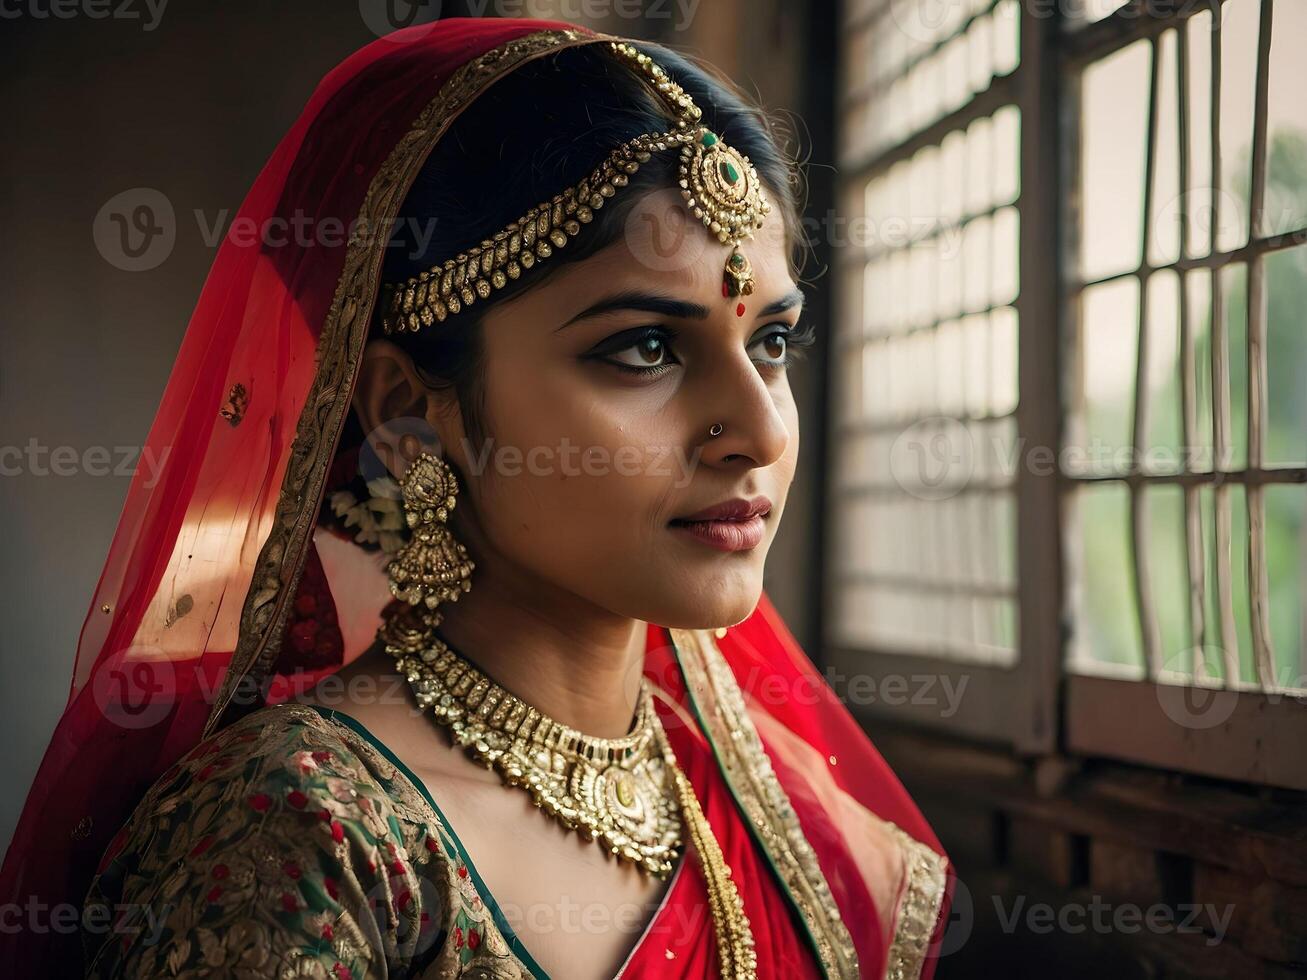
[669,514,766,552]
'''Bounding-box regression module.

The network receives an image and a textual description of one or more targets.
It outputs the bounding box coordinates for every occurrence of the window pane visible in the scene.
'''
[992,103,1021,207]
[1186,268,1215,472]
[1147,29,1182,267]
[1080,39,1151,281]
[967,10,994,96]
[991,205,1020,306]
[1264,486,1307,687]
[1068,483,1142,674]
[935,319,965,416]
[962,214,991,312]
[1071,277,1140,477]
[992,0,1019,78]
[1185,9,1215,257]
[1263,1,1307,236]
[1217,0,1261,253]
[1264,244,1307,467]
[1220,262,1249,471]
[977,597,1019,661]
[965,114,992,216]
[961,313,989,417]
[1145,485,1193,676]
[990,305,1018,416]
[1144,270,1183,473]
[983,489,1017,589]
[1199,484,1256,685]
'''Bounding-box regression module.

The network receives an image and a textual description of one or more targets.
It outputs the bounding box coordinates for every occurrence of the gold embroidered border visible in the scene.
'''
[883,823,948,980]
[204,27,614,738]
[668,627,860,979]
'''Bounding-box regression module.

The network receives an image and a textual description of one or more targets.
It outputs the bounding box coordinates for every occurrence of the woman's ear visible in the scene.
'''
[351,338,462,478]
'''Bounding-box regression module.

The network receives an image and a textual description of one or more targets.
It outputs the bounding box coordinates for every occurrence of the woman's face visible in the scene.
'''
[418,190,801,630]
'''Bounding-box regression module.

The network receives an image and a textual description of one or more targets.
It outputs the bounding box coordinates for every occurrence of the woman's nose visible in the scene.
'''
[693,355,791,471]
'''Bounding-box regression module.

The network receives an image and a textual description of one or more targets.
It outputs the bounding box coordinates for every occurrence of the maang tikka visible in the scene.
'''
[381,40,772,335]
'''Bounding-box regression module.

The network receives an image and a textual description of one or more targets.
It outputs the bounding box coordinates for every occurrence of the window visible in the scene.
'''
[830,0,1046,747]
[832,0,1307,784]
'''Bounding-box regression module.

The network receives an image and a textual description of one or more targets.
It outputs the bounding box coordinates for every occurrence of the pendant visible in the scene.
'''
[724,246,755,297]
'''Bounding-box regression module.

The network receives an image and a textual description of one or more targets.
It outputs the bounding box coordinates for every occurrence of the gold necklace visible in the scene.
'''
[379,605,757,978]
[380,605,682,878]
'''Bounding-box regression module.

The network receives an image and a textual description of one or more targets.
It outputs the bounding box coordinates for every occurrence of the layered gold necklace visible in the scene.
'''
[378,604,757,978]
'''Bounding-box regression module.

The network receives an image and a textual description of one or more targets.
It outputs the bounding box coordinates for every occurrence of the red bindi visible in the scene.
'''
[736,302,746,317]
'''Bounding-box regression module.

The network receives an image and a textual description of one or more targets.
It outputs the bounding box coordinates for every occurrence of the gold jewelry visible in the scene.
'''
[667,755,758,980]
[381,40,771,335]
[380,603,683,878]
[387,452,475,610]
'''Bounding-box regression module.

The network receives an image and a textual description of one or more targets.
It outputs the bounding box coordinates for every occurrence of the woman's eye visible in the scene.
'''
[749,330,789,366]
[595,323,808,377]
[607,334,671,371]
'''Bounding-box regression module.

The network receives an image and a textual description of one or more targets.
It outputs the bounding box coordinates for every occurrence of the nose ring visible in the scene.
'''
[708,422,724,437]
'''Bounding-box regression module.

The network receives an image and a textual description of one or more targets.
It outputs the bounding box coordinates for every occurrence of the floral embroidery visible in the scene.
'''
[82,702,535,979]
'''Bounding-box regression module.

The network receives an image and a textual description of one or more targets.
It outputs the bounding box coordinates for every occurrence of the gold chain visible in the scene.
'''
[659,731,759,980]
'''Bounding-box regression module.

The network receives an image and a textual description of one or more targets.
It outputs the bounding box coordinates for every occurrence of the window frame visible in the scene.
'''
[827,0,1061,754]
[1059,0,1307,790]
[828,0,1307,787]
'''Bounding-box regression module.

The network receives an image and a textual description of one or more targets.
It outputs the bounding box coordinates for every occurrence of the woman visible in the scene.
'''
[0,17,951,979]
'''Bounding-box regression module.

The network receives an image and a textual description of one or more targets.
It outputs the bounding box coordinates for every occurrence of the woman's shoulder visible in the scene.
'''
[81,702,459,978]
[101,700,443,844]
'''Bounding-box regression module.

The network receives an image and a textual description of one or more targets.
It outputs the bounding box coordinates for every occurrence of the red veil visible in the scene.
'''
[0,17,951,977]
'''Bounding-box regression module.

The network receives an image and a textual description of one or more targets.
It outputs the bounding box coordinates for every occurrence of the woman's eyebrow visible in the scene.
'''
[756,288,805,318]
[556,291,709,331]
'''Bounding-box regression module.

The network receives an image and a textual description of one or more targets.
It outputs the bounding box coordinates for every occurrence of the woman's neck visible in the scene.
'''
[432,560,648,740]
[316,526,647,740]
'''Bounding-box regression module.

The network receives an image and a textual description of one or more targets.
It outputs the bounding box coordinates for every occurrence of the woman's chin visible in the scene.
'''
[642,577,764,631]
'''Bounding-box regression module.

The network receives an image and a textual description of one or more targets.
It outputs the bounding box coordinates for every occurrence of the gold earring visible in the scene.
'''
[386,452,475,611]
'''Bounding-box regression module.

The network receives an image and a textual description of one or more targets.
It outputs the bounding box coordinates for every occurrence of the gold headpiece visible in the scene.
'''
[381,40,772,335]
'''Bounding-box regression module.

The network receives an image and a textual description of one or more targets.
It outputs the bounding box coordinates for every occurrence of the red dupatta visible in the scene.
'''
[0,17,951,978]
[627,608,952,979]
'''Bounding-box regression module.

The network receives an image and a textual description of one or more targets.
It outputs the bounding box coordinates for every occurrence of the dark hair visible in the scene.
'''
[375,39,808,449]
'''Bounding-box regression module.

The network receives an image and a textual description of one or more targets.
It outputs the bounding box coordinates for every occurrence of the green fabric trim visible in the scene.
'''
[300,703,552,980]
